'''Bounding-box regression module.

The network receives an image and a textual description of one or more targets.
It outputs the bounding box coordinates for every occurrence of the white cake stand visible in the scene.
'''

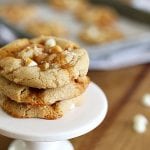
[0,82,108,150]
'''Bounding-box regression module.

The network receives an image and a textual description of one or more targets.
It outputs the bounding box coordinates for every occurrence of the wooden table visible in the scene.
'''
[0,64,149,150]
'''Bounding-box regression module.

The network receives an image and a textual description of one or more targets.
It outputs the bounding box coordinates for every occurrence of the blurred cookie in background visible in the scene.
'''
[25,21,68,37]
[79,25,124,45]
[0,4,37,25]
[50,0,86,12]
[75,3,118,27]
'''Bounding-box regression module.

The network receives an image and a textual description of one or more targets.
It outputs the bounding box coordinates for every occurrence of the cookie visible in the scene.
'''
[79,25,124,44]
[0,36,89,89]
[0,75,89,105]
[75,4,118,27]
[0,92,83,120]
[25,21,68,37]
[0,4,37,24]
[50,0,85,12]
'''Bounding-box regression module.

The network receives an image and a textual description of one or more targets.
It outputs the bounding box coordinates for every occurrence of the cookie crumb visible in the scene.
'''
[133,114,148,133]
[45,38,56,47]
[142,94,150,107]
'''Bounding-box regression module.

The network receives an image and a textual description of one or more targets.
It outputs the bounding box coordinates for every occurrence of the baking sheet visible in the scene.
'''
[1,3,150,59]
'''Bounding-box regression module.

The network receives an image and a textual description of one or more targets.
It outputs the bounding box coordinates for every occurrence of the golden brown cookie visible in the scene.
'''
[0,4,37,24]
[75,4,118,27]
[79,25,124,44]
[0,76,89,105]
[50,0,85,11]
[0,92,83,120]
[25,21,68,37]
[0,36,89,89]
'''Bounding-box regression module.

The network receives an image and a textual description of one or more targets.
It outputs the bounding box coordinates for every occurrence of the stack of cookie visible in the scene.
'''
[0,36,89,120]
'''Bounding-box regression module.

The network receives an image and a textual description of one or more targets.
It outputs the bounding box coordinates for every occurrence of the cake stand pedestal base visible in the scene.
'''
[9,140,74,150]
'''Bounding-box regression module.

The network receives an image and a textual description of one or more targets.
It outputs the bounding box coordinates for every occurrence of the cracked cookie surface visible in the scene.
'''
[0,76,89,105]
[0,36,89,89]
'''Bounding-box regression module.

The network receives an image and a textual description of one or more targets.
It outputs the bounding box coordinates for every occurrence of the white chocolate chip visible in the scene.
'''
[45,38,56,47]
[142,94,150,107]
[133,114,148,133]
[133,122,146,133]
[28,60,37,67]
[59,100,75,114]
[25,58,37,67]
[134,114,148,125]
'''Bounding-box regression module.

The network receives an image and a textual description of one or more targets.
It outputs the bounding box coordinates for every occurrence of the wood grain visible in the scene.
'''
[0,65,149,150]
[92,67,150,150]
